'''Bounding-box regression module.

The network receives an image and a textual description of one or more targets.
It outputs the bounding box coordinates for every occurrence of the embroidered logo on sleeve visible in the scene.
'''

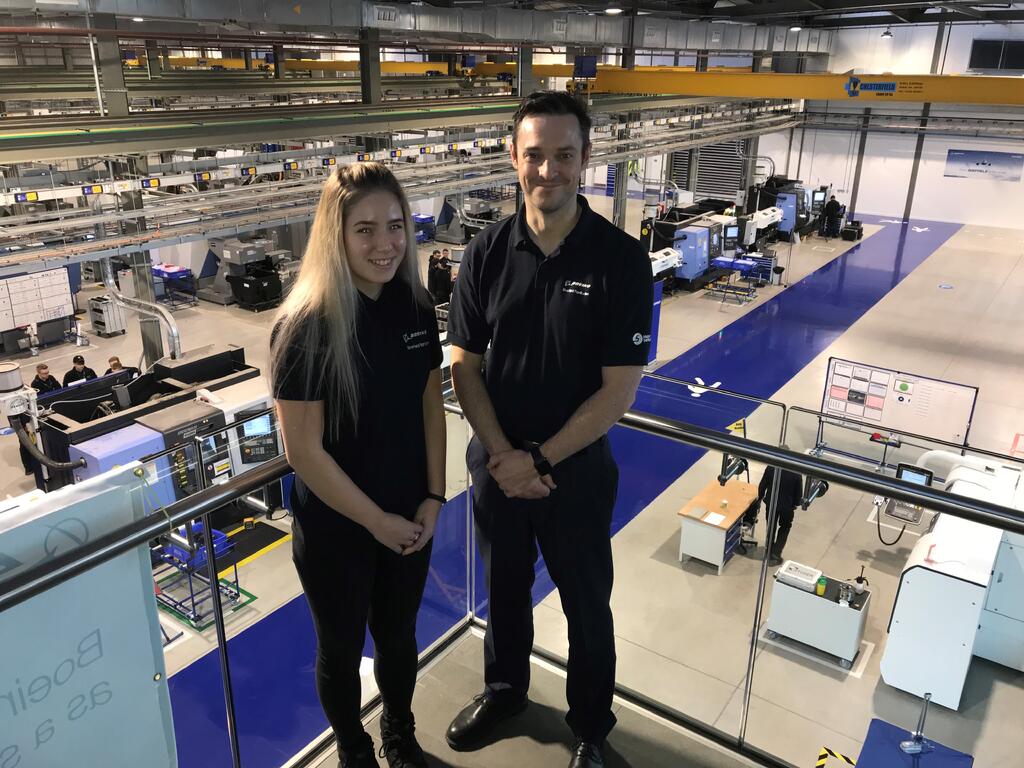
[632,333,652,346]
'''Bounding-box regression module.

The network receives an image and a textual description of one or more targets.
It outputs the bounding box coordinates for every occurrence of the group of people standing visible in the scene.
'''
[271,90,651,768]
[426,248,453,306]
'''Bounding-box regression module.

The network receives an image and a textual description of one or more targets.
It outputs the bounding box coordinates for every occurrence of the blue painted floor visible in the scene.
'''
[168,216,961,767]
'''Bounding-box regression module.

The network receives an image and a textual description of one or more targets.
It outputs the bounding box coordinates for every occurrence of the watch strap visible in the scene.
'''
[529,444,554,477]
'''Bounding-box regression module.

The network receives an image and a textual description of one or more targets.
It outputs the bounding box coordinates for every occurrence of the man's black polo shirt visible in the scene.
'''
[448,195,652,445]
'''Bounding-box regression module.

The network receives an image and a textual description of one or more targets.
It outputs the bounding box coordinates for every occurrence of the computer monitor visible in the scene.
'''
[725,225,739,239]
[813,191,826,204]
[896,463,933,487]
[243,414,272,437]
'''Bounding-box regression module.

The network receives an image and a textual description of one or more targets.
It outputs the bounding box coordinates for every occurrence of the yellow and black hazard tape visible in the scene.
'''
[816,746,856,767]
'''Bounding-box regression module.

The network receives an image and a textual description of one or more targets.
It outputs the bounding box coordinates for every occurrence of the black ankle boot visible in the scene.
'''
[339,732,380,768]
[379,713,428,768]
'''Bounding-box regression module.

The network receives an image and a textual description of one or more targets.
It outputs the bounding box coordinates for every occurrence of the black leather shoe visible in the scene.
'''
[339,734,380,768]
[379,714,428,768]
[568,739,605,768]
[768,554,784,567]
[445,691,528,751]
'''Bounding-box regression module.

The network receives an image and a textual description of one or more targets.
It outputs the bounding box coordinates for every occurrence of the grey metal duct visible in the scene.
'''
[31,1,831,54]
[100,257,182,360]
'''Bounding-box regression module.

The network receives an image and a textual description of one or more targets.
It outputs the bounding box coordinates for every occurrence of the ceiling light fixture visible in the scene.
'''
[132,16,144,22]
[605,5,624,14]
[790,25,802,32]
[881,26,893,39]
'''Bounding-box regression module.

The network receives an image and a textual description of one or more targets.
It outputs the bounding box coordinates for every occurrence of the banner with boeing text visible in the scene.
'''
[0,466,177,768]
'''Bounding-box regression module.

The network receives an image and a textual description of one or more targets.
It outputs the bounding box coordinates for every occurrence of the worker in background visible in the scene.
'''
[62,354,97,387]
[436,248,453,305]
[446,91,652,768]
[104,355,139,378]
[271,163,444,768]
[427,249,442,305]
[823,195,843,239]
[31,363,61,394]
[743,465,804,567]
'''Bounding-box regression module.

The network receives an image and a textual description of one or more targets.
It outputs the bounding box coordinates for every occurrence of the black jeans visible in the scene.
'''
[292,512,432,753]
[469,435,618,743]
[744,502,795,557]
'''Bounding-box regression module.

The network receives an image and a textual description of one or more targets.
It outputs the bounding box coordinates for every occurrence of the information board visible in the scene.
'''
[821,357,977,446]
[0,466,177,767]
[0,267,75,332]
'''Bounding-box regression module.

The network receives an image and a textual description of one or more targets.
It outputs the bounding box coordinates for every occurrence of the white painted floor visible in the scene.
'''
[3,196,1023,768]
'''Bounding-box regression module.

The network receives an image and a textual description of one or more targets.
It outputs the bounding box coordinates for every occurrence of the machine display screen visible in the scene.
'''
[897,464,933,487]
[243,414,272,437]
[813,191,826,203]
[725,225,739,239]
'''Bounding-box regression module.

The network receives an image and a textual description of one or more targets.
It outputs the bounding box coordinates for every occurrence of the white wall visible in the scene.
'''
[831,21,1024,74]
[942,23,1024,73]
[911,135,1024,227]
[783,126,1024,227]
[856,133,916,217]
[757,130,793,178]
[830,25,939,74]
[793,129,860,196]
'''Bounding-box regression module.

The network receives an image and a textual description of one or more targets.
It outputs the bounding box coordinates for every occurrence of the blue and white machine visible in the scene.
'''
[69,423,178,508]
[673,225,709,281]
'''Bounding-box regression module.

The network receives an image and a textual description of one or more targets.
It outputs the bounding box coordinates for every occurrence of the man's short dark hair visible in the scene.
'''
[36,363,47,372]
[513,90,591,149]
[72,354,85,364]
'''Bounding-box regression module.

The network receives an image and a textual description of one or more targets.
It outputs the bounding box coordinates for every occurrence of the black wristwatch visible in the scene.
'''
[528,444,554,477]
[425,492,447,505]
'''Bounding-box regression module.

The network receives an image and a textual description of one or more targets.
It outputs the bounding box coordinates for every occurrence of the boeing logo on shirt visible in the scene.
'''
[562,280,591,297]
[403,329,430,351]
[632,332,652,346]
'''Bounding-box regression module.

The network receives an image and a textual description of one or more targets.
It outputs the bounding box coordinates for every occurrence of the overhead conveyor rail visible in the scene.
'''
[0,107,798,274]
[0,93,751,163]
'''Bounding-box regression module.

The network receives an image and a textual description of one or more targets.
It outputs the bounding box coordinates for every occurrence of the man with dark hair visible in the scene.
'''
[30,363,61,394]
[445,90,651,768]
[62,354,97,387]
[823,195,844,239]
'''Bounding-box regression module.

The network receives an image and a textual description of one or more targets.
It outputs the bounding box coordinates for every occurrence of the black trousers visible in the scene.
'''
[469,435,618,743]
[292,512,432,753]
[744,502,795,557]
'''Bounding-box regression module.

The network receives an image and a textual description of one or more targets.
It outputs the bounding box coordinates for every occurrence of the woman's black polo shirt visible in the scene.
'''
[447,195,653,445]
[272,279,442,528]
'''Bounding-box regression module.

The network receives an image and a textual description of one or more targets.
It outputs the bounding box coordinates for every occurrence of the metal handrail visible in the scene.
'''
[618,411,1024,533]
[787,404,1024,466]
[0,455,291,614]
[5,406,1024,615]
[641,371,789,445]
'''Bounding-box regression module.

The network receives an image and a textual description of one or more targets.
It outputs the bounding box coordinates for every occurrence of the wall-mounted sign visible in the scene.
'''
[944,149,1024,183]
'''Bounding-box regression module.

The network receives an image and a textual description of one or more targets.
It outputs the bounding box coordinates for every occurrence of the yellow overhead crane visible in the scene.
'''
[132,56,443,75]
[593,69,1024,107]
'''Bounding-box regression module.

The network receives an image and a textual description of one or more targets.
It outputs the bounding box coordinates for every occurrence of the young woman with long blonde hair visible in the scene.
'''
[271,162,445,768]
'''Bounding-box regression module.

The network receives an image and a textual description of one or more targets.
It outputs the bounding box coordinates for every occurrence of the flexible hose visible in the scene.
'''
[9,417,85,471]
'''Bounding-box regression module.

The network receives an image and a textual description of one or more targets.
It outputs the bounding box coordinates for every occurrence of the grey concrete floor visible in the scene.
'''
[312,632,762,768]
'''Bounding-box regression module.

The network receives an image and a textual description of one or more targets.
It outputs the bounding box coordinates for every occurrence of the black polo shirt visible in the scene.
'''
[272,279,442,528]
[448,195,652,445]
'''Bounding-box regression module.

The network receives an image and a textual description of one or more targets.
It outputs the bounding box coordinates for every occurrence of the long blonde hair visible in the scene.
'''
[270,162,424,437]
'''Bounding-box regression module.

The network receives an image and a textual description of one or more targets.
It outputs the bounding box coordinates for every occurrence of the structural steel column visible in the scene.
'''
[243,48,252,71]
[273,44,285,79]
[737,136,759,215]
[359,28,383,105]
[146,40,160,79]
[517,44,537,97]
[695,50,709,72]
[94,15,129,116]
[62,47,75,71]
